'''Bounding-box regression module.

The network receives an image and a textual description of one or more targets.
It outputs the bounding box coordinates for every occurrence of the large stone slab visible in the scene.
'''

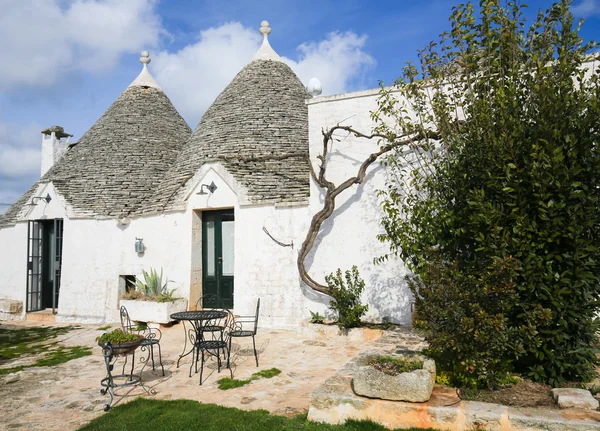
[0,299,23,321]
[352,353,435,402]
[552,388,599,410]
[0,299,22,314]
[297,321,384,343]
[308,339,600,430]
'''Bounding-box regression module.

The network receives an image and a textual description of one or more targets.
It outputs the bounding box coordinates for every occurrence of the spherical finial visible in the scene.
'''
[307,77,323,97]
[260,21,271,36]
[140,51,151,65]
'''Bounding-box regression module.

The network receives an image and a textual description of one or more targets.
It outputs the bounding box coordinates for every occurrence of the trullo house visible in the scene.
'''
[0,22,412,326]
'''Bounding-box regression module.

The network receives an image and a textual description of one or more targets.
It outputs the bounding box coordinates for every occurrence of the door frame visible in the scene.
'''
[201,209,234,309]
[26,219,63,314]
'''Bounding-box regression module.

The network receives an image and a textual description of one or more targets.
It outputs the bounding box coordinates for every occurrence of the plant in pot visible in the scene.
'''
[353,352,436,402]
[120,268,187,326]
[97,329,144,356]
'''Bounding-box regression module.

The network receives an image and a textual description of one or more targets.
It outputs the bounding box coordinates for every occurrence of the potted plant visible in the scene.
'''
[119,268,187,326]
[97,329,144,356]
[352,352,436,402]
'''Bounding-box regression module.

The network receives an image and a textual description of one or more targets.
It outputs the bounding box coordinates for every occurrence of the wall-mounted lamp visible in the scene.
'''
[196,181,218,195]
[30,193,52,205]
[135,238,145,253]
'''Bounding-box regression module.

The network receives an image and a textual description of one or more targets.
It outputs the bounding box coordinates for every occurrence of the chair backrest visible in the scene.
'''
[120,306,134,334]
[196,294,225,310]
[253,298,260,334]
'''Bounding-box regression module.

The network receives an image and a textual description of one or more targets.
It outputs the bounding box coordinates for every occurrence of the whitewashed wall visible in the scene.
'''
[0,223,28,317]
[183,164,317,328]
[0,87,412,327]
[306,89,413,325]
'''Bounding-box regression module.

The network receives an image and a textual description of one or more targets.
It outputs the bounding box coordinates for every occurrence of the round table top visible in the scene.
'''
[170,309,228,321]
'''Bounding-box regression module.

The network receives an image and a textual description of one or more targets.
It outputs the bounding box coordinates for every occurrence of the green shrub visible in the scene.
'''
[309,310,325,324]
[412,253,550,389]
[376,1,600,387]
[325,266,368,328]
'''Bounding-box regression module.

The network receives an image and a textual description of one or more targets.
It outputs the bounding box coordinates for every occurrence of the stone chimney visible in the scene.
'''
[41,126,72,176]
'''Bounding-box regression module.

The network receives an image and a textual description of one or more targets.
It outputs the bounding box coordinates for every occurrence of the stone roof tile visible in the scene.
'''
[151,58,310,211]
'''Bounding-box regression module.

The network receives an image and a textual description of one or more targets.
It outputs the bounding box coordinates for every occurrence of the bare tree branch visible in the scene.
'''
[298,124,440,295]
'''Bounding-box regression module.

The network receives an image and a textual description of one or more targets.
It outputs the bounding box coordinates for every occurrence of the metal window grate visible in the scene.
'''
[26,221,43,312]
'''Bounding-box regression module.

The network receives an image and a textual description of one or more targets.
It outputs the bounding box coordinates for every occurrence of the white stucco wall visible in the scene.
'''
[0,223,28,317]
[306,90,413,325]
[1,87,413,327]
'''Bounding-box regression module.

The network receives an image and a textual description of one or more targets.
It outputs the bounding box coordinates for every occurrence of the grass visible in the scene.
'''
[0,325,91,375]
[79,398,438,431]
[218,367,282,390]
[0,325,75,360]
[367,356,424,376]
[97,325,112,331]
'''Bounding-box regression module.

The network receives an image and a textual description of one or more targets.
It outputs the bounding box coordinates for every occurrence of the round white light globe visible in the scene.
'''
[307,77,322,97]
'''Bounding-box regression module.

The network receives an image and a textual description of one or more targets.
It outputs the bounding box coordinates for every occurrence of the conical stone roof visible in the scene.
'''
[152,22,309,211]
[0,53,191,226]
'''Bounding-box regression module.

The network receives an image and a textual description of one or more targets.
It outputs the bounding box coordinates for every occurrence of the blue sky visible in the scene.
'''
[1,0,599,211]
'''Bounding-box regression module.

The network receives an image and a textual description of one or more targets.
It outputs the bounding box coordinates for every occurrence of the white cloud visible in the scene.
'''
[0,0,163,89]
[284,31,375,96]
[152,23,375,125]
[0,121,43,208]
[572,0,600,16]
[152,22,261,126]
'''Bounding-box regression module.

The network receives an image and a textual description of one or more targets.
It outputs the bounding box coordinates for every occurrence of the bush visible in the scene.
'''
[325,266,368,328]
[412,252,550,388]
[376,1,600,386]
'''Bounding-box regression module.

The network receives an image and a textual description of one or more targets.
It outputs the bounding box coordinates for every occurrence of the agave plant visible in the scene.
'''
[133,268,168,297]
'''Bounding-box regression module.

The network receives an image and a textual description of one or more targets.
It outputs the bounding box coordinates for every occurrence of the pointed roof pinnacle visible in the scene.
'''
[253,20,283,62]
[128,50,162,91]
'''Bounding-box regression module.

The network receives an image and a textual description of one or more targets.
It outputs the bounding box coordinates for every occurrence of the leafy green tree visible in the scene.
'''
[376,0,600,386]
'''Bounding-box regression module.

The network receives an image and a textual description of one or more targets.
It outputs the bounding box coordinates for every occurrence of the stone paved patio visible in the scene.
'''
[0,320,392,430]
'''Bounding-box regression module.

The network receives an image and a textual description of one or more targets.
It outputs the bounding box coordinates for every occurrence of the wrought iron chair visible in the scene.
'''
[227,298,260,368]
[195,294,229,334]
[192,294,231,380]
[120,306,165,376]
[193,309,234,385]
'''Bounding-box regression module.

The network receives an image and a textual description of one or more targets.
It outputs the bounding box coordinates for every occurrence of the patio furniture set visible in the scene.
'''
[98,295,260,410]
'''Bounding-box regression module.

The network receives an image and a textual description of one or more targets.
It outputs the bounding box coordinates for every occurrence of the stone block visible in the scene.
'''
[352,353,435,402]
[552,388,599,410]
[0,299,23,314]
[120,298,187,325]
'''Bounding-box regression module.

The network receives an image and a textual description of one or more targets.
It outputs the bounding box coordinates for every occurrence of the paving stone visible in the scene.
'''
[552,388,599,410]
[1,321,377,430]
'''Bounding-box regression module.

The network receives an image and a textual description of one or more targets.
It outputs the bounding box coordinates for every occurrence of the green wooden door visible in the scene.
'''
[202,209,234,309]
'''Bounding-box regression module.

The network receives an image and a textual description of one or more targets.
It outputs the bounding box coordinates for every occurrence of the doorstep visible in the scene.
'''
[26,309,56,323]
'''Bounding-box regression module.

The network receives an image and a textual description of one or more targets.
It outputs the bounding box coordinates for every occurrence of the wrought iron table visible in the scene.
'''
[170,310,231,385]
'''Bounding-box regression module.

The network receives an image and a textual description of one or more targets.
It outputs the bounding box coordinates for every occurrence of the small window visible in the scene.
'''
[119,275,137,298]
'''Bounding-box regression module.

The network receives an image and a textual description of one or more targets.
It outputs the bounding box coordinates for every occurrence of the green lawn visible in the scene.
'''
[80,398,436,431]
